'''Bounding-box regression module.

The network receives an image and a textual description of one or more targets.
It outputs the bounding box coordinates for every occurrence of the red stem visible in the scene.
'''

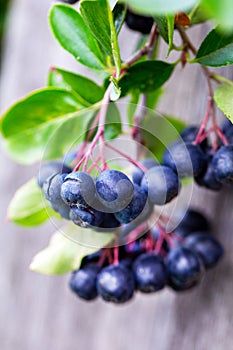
[105,143,147,171]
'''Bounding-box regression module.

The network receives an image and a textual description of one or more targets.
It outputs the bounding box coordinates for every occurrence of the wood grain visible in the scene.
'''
[0,1,232,349]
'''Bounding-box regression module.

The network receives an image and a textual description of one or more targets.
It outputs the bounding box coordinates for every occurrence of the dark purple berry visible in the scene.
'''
[96,170,134,212]
[180,125,208,151]
[69,264,100,301]
[61,171,96,207]
[97,264,135,303]
[212,145,233,184]
[125,9,154,34]
[114,184,147,224]
[70,207,104,228]
[163,142,207,178]
[185,233,224,269]
[166,247,204,290]
[37,161,72,188]
[133,253,167,293]
[141,165,181,205]
[42,173,70,219]
[175,208,210,237]
[195,155,222,191]
[131,158,158,185]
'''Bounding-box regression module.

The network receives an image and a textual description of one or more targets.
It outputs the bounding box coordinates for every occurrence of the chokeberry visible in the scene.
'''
[180,125,208,151]
[195,155,222,191]
[131,158,158,185]
[60,0,79,4]
[175,208,210,237]
[141,165,181,205]
[42,173,70,219]
[133,253,167,293]
[185,233,224,269]
[221,119,233,134]
[37,161,72,188]
[163,141,207,178]
[97,264,135,303]
[95,170,134,212]
[70,207,104,228]
[125,9,154,34]
[61,171,96,207]
[114,184,147,224]
[69,264,100,301]
[166,247,204,290]
[212,145,233,184]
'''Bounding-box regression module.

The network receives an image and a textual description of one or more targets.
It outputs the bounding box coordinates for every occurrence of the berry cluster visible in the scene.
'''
[38,163,153,229]
[163,122,233,191]
[38,150,184,231]
[69,209,223,303]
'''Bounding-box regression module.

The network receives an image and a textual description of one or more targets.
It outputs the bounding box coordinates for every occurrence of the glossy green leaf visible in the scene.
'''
[49,4,105,70]
[201,0,233,30]
[119,61,174,96]
[80,0,121,76]
[123,0,198,15]
[113,3,126,34]
[1,88,97,164]
[214,83,233,122]
[7,178,56,226]
[30,225,115,275]
[154,15,174,55]
[195,27,233,66]
[48,67,104,106]
[142,113,186,161]
[80,0,113,58]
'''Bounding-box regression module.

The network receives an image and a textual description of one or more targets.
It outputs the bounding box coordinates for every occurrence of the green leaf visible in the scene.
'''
[142,113,186,161]
[146,88,164,110]
[49,4,105,70]
[113,3,126,34]
[189,6,209,25]
[195,27,233,66]
[80,0,121,77]
[214,83,233,122]
[166,15,175,55]
[123,0,198,15]
[1,88,97,164]
[201,0,233,30]
[154,16,169,43]
[119,61,174,97]
[127,92,140,125]
[30,225,115,275]
[7,178,56,226]
[48,67,104,106]
[80,0,113,58]
[154,15,174,55]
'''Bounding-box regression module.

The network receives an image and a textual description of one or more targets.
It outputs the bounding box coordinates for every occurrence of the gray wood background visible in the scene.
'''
[0,1,232,349]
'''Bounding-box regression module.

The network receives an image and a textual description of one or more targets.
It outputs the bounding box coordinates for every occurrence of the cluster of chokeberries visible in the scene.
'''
[69,209,223,303]
[36,119,229,303]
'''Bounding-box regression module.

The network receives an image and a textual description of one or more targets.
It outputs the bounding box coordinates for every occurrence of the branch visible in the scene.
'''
[125,24,158,68]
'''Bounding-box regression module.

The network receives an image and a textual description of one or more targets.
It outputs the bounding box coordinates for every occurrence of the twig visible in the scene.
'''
[125,24,158,68]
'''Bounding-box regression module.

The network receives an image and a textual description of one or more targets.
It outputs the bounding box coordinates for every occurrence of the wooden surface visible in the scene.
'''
[0,1,233,349]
